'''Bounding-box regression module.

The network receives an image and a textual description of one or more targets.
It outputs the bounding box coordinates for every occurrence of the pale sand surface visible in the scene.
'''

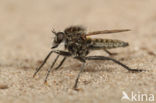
[0,0,156,103]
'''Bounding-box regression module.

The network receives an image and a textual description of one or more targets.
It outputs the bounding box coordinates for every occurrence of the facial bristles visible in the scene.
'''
[51,28,57,35]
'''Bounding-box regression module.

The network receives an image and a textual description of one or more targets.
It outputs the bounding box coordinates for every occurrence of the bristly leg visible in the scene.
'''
[44,56,67,84]
[104,49,117,56]
[33,51,53,78]
[85,56,144,72]
[54,57,67,70]
[44,54,60,84]
[33,50,70,78]
[73,57,86,89]
[53,50,72,57]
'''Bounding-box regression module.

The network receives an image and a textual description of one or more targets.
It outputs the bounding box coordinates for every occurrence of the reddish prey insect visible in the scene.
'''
[33,25,144,89]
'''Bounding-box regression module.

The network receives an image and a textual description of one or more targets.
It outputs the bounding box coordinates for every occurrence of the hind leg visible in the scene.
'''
[104,49,117,56]
[85,56,144,72]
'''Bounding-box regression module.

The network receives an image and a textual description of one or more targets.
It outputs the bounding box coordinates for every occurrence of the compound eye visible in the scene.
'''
[52,32,64,49]
[57,32,64,42]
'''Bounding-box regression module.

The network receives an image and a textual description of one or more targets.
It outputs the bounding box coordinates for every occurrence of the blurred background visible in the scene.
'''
[1,0,156,60]
[0,0,156,103]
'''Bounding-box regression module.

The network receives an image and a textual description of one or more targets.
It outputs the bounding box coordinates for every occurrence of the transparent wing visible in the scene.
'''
[86,29,130,36]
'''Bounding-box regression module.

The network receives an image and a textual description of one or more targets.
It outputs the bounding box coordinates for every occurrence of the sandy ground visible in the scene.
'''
[0,0,156,103]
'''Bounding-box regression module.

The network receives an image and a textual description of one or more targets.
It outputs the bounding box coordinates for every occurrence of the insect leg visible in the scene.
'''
[33,50,71,78]
[104,49,117,56]
[73,57,86,89]
[44,54,60,84]
[54,57,67,70]
[43,51,71,83]
[33,51,53,78]
[85,56,144,72]
[53,50,72,57]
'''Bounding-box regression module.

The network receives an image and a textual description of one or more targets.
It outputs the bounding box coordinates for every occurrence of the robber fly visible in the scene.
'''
[33,25,143,89]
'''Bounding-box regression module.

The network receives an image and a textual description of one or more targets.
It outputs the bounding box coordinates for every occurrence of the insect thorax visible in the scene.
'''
[64,26,89,57]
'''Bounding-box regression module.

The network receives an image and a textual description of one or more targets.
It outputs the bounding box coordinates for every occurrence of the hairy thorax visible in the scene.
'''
[64,33,89,57]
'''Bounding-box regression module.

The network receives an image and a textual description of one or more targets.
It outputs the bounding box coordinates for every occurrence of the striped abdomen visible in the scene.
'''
[87,38,129,50]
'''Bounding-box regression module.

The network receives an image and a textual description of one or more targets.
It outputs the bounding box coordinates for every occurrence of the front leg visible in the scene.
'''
[54,57,67,70]
[53,50,72,56]
[44,54,60,84]
[104,49,117,56]
[85,56,144,72]
[73,56,86,89]
[44,57,67,83]
[33,51,53,78]
[33,50,71,78]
